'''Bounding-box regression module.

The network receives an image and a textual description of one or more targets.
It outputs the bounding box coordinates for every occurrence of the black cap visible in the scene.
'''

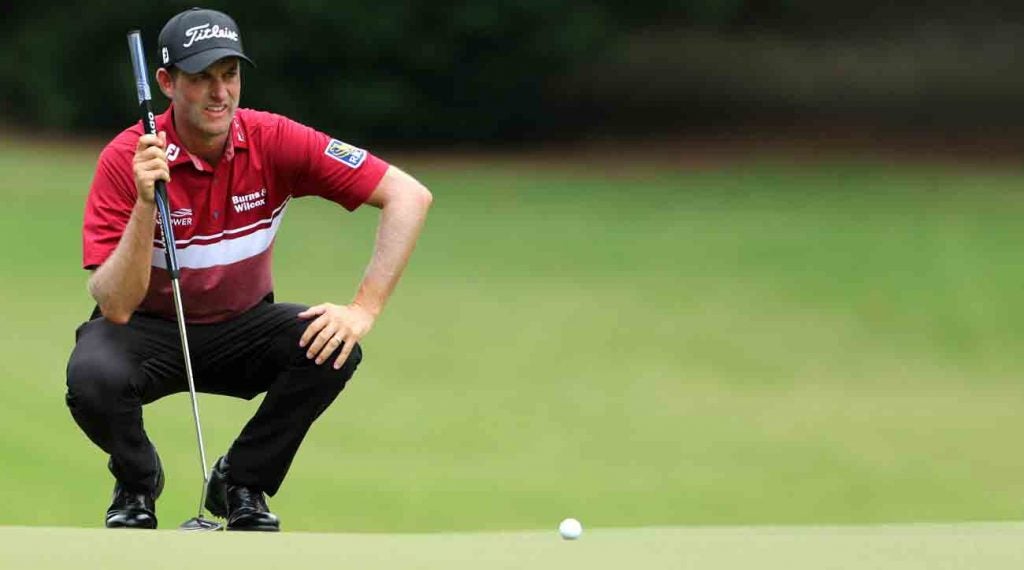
[158,8,254,73]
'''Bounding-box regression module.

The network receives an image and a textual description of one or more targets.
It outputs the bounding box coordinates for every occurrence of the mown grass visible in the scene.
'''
[4,523,1024,570]
[1,137,1023,532]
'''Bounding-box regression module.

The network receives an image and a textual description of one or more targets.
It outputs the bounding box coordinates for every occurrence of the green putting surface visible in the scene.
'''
[3,524,1024,569]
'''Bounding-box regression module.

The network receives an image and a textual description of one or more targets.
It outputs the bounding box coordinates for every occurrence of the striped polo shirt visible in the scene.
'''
[82,106,389,323]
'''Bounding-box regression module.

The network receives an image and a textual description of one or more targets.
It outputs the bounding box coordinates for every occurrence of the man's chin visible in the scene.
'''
[197,121,233,139]
[194,110,235,135]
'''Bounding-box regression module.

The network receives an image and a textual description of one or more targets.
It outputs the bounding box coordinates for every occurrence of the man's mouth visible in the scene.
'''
[204,104,229,116]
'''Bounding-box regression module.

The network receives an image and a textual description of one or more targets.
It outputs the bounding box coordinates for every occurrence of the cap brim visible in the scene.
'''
[174,48,255,74]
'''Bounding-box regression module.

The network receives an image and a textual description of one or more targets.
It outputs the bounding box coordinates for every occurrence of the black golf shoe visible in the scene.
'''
[105,455,164,529]
[105,483,158,529]
[206,456,280,532]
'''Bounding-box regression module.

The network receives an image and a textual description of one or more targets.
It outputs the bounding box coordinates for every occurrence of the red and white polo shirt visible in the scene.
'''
[82,106,390,323]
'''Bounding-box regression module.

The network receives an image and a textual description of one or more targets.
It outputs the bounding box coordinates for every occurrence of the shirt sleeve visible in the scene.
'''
[269,115,389,211]
[82,143,138,270]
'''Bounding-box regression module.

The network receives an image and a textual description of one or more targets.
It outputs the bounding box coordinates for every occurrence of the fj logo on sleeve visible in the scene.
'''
[324,139,366,169]
[166,144,181,161]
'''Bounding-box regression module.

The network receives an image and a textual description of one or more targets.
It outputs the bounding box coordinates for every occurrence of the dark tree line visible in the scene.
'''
[4,1,1024,143]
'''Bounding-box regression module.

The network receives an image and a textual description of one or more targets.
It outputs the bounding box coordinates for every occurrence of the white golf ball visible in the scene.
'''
[558,518,582,540]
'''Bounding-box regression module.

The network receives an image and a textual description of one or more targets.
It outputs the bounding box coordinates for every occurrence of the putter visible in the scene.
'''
[127,30,223,532]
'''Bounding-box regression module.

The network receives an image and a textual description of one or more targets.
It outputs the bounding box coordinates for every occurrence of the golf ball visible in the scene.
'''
[558,518,582,540]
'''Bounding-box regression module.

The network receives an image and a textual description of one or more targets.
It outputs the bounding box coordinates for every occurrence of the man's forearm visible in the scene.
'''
[88,199,157,324]
[352,188,432,316]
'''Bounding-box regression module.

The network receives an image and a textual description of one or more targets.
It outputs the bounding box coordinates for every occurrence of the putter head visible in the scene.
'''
[180,516,223,531]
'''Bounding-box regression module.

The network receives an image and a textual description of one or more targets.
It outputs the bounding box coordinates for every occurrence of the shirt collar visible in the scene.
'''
[156,105,249,172]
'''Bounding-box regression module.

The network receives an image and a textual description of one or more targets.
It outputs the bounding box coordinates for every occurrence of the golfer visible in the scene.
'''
[65,7,432,531]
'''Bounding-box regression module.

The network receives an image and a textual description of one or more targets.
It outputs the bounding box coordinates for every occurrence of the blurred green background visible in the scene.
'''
[3,0,1024,533]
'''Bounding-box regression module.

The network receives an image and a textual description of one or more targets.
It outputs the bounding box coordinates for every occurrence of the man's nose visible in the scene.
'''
[210,79,228,101]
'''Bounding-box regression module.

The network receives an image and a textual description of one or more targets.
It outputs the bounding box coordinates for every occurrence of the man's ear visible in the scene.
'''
[155,68,175,99]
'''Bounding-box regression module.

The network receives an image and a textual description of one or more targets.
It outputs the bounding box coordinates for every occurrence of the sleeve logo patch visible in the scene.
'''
[324,139,367,168]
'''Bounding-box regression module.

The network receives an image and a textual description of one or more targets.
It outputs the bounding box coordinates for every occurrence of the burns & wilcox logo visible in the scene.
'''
[183,23,239,48]
[232,188,267,213]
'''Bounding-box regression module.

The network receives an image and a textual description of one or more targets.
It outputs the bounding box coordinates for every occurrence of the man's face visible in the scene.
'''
[161,57,241,141]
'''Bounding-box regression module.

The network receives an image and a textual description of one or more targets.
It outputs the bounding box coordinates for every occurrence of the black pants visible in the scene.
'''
[65,299,361,496]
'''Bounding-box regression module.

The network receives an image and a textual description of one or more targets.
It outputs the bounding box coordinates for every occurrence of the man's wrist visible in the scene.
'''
[351,299,383,318]
[131,199,157,225]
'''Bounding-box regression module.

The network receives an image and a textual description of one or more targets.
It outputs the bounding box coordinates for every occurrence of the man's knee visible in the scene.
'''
[305,342,362,394]
[66,350,138,415]
[341,342,362,374]
[335,341,362,383]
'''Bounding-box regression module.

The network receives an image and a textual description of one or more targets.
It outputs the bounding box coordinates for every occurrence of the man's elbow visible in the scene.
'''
[99,304,133,325]
[88,269,142,325]
[415,183,433,210]
[89,282,134,325]
[392,180,432,212]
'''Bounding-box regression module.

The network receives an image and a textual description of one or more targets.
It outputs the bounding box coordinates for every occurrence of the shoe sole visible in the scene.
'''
[227,525,281,532]
[105,513,158,529]
[105,523,158,529]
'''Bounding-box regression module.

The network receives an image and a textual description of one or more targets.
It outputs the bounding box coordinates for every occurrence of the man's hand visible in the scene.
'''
[297,303,377,369]
[133,132,169,204]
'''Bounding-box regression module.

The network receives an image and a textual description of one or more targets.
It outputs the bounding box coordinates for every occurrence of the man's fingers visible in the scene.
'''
[333,339,355,370]
[135,133,165,152]
[139,157,170,177]
[298,314,329,348]
[314,331,346,365]
[134,161,170,187]
[136,145,167,162]
[296,303,370,367]
[135,134,156,151]
[307,323,338,361]
[297,304,327,320]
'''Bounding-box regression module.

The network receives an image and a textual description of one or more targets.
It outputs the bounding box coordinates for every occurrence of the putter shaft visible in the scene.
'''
[170,278,212,518]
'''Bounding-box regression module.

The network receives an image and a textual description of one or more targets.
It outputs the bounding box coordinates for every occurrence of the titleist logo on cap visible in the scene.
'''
[183,23,239,48]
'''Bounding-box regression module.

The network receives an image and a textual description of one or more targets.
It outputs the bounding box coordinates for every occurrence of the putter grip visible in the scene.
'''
[126,30,180,278]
